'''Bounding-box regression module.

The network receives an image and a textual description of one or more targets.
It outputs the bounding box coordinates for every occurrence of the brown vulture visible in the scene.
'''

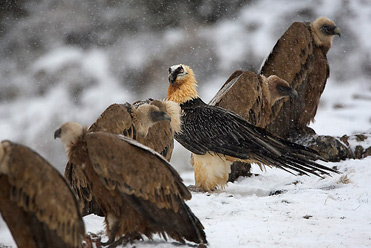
[167,64,337,191]
[260,16,341,138]
[64,101,181,217]
[210,70,298,128]
[0,140,85,248]
[55,121,207,247]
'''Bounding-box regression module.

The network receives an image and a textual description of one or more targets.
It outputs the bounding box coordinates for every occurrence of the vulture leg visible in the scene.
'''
[101,220,120,246]
[107,233,142,248]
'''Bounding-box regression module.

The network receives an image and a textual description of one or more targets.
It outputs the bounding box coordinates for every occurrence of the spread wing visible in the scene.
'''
[209,70,264,126]
[176,104,335,177]
[1,141,85,248]
[85,132,191,212]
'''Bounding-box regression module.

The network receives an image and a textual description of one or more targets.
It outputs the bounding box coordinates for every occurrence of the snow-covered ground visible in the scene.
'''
[1,0,371,247]
[1,76,370,248]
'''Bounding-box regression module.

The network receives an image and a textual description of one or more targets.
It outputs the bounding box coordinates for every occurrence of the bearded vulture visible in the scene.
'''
[167,64,337,191]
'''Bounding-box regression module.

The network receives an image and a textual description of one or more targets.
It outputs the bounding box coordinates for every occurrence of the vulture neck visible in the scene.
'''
[67,128,89,165]
[167,76,198,105]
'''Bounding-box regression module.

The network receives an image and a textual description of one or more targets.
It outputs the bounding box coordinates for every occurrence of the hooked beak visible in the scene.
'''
[54,128,61,139]
[333,27,341,37]
[151,111,171,122]
[168,73,177,85]
[276,85,298,99]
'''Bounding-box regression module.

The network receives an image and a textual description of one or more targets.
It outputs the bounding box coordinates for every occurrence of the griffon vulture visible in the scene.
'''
[64,101,181,217]
[210,70,298,128]
[167,64,337,191]
[55,122,207,246]
[260,16,341,138]
[0,140,85,248]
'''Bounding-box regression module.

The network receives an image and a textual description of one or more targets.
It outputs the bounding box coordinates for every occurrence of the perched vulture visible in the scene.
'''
[55,122,207,246]
[167,64,337,191]
[64,101,181,216]
[0,140,85,248]
[260,16,341,138]
[209,71,298,182]
[209,70,298,128]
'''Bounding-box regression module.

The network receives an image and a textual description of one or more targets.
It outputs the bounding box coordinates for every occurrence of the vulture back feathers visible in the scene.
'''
[260,17,340,138]
[64,101,180,216]
[0,140,85,248]
[210,70,297,128]
[55,122,207,246]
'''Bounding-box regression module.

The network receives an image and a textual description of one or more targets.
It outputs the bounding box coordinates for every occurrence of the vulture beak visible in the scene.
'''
[276,85,298,99]
[322,25,341,37]
[333,27,341,37]
[289,88,299,98]
[151,111,171,122]
[168,66,185,85]
[54,128,62,139]
[168,71,177,85]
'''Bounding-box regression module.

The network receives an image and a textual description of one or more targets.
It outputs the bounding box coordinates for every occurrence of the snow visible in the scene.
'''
[1,79,370,248]
[1,0,371,247]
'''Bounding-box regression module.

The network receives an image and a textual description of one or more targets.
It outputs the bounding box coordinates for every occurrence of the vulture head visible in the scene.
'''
[133,103,171,136]
[264,75,298,106]
[311,17,341,49]
[54,122,84,151]
[167,64,198,103]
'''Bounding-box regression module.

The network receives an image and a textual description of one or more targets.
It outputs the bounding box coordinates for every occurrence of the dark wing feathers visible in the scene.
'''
[64,161,103,217]
[2,141,84,248]
[176,101,336,176]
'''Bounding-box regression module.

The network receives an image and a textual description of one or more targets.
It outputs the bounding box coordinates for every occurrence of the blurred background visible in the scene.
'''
[0,0,370,173]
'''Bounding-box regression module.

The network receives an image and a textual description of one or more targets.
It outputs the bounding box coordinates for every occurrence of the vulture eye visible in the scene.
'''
[179,67,184,73]
[321,24,335,35]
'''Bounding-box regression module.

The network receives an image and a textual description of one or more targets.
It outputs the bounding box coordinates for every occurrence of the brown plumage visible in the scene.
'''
[260,16,341,138]
[55,122,207,246]
[167,64,336,191]
[64,101,181,216]
[0,140,85,248]
[210,70,297,128]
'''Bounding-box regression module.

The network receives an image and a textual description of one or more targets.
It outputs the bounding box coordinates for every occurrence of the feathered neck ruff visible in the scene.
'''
[167,67,198,104]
